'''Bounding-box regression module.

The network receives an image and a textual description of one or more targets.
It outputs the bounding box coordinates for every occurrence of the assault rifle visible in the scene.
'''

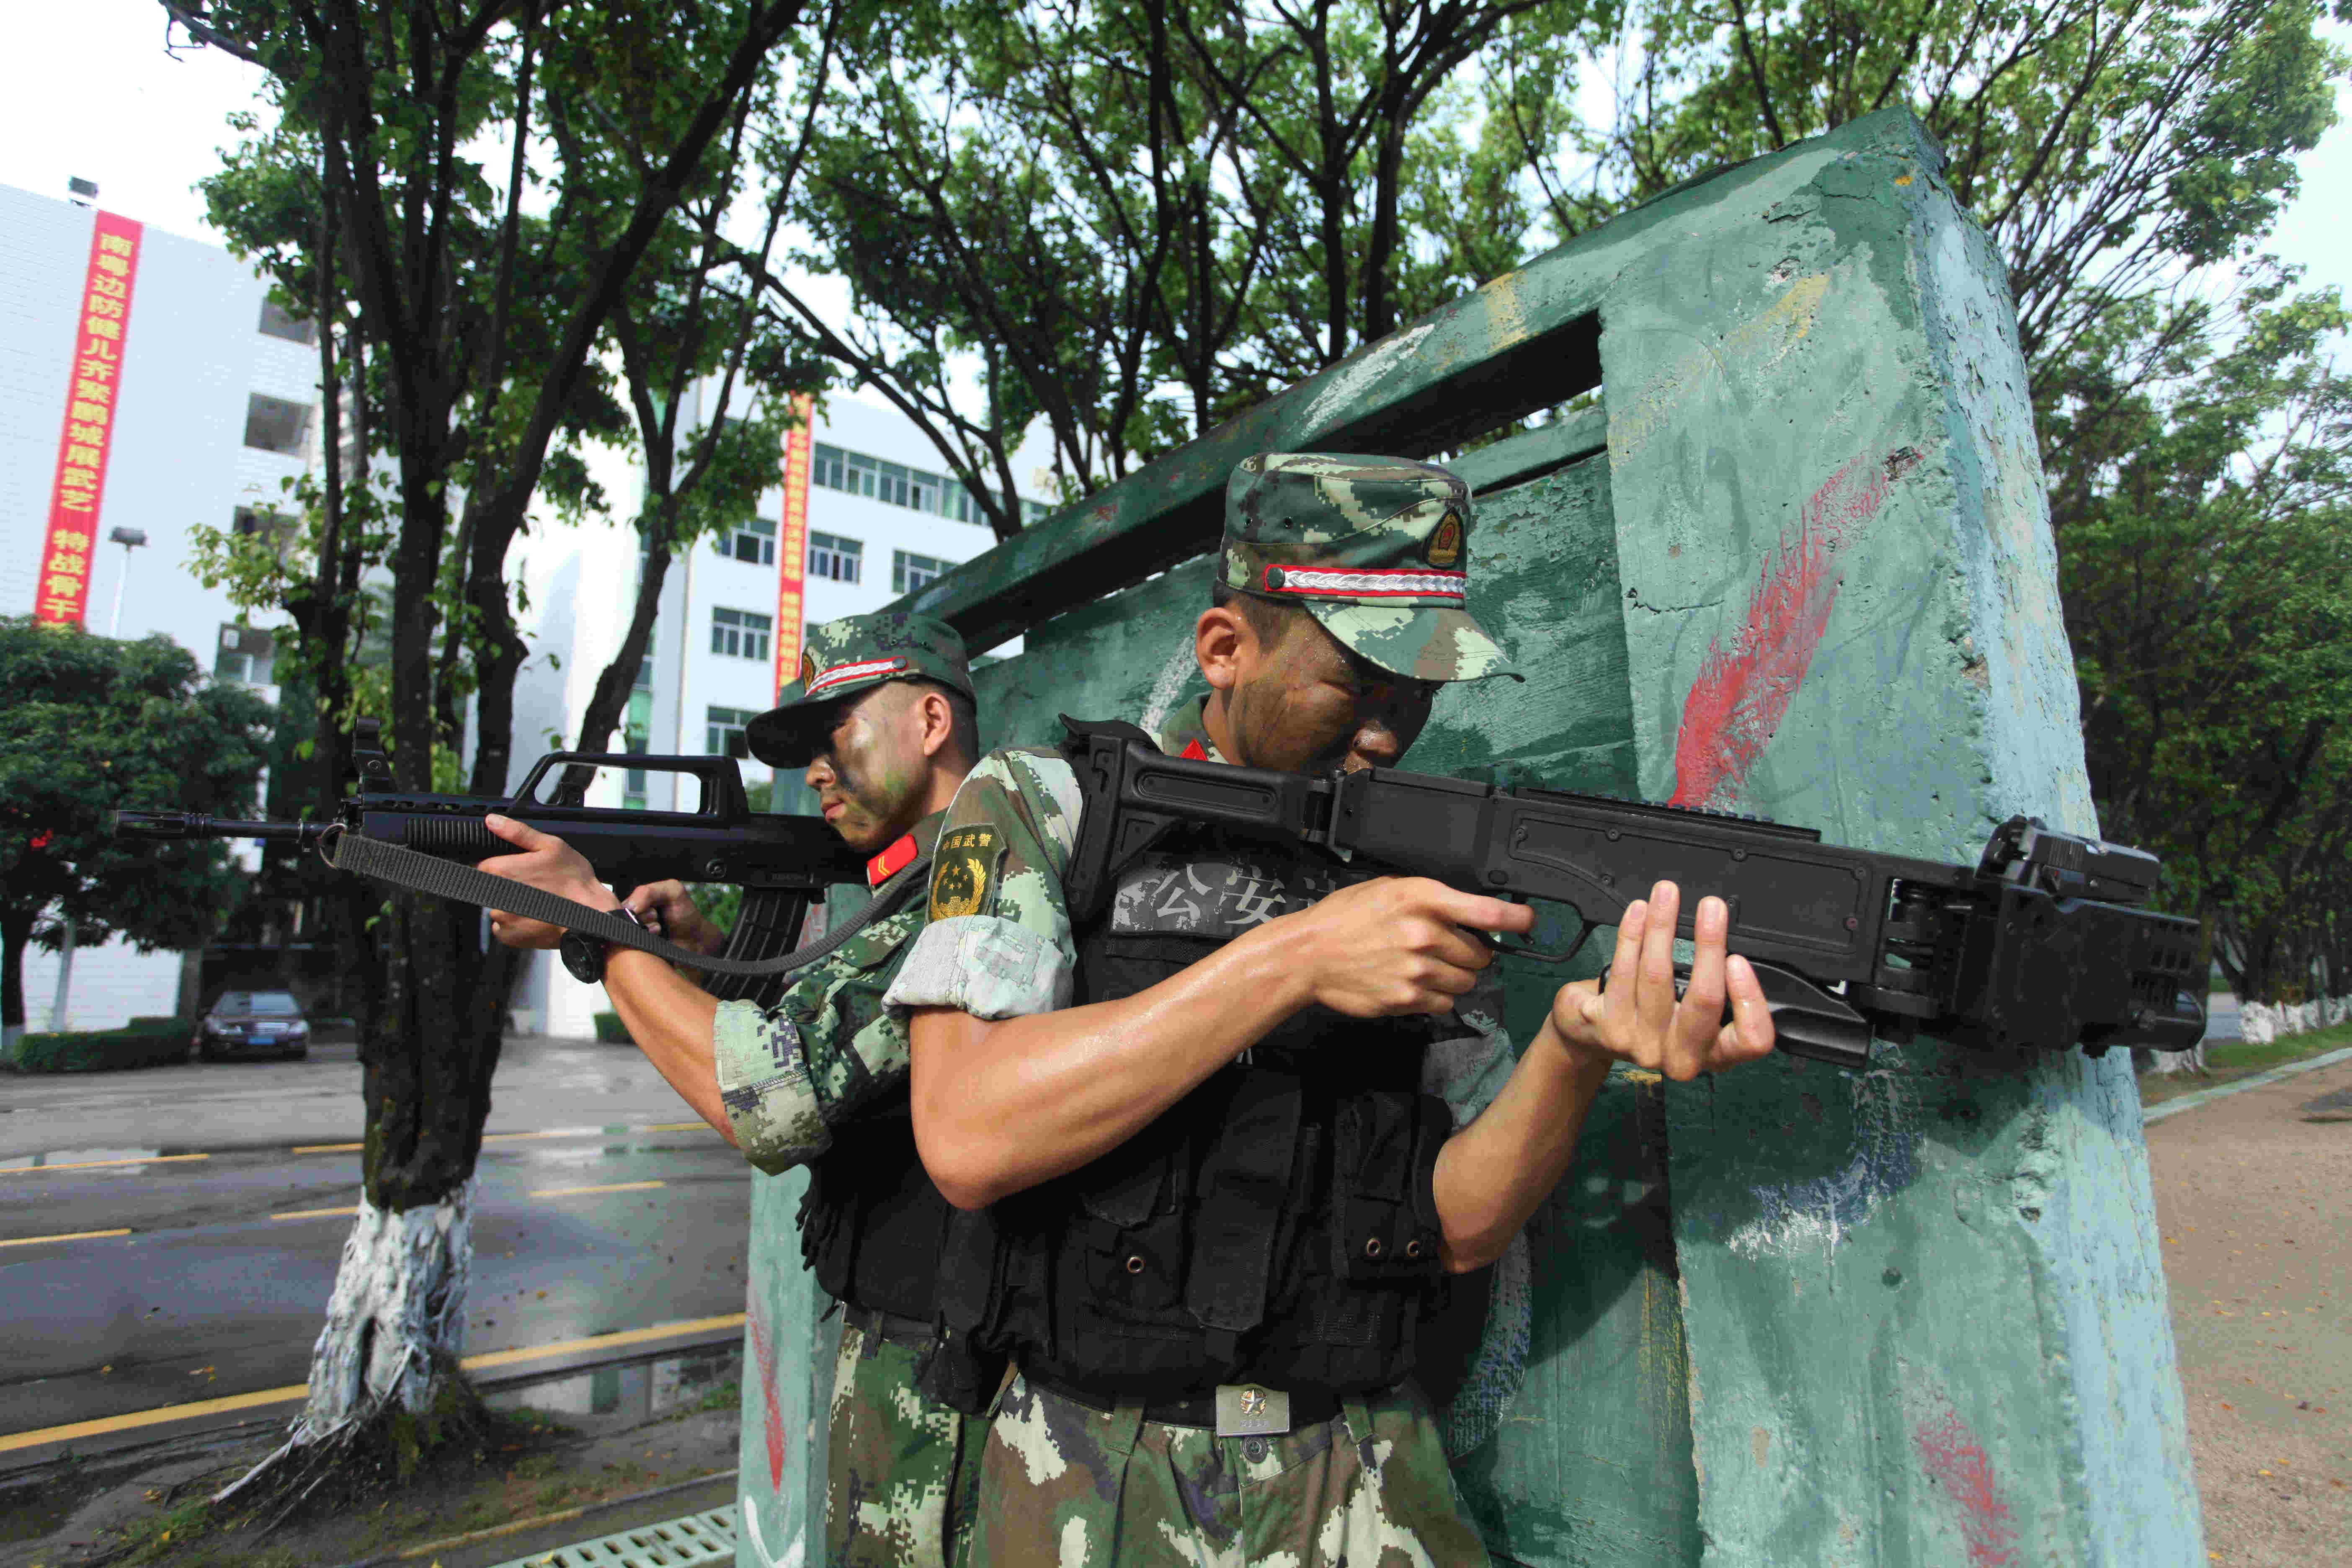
[1058,718,2206,1070]
[114,721,880,1000]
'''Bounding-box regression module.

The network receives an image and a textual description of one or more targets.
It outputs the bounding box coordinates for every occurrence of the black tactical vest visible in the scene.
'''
[922,739,1458,1409]
[796,1106,957,1322]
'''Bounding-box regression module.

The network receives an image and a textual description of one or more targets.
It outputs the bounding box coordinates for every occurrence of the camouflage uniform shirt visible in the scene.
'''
[883,698,1514,1118]
[713,811,945,1173]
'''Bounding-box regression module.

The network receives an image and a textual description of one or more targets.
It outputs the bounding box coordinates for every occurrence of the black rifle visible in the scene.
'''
[1058,718,2205,1070]
[114,722,882,999]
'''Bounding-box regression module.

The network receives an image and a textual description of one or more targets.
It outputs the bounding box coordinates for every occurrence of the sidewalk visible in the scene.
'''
[2146,1053,2352,1563]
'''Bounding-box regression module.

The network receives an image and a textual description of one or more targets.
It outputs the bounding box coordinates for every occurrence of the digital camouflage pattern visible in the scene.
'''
[830,1319,987,1568]
[969,1373,1492,1568]
[711,811,978,1566]
[1222,452,1514,684]
[747,610,975,766]
[883,696,1534,1550]
[713,813,948,1171]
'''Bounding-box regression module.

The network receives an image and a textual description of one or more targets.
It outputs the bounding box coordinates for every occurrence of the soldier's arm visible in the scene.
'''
[1430,885,1775,1270]
[891,755,1538,1208]
[478,816,736,1144]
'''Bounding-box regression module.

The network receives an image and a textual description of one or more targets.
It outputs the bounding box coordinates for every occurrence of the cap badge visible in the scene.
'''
[1426,511,1464,568]
[799,651,818,686]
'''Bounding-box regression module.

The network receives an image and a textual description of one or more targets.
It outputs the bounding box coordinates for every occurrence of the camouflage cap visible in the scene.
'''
[1222,452,1514,683]
[745,611,974,767]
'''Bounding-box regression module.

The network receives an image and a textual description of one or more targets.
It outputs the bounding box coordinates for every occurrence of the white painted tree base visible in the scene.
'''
[216,1181,476,1505]
[2239,993,2352,1047]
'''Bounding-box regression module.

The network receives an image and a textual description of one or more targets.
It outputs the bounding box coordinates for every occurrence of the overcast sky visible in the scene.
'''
[4,0,2345,379]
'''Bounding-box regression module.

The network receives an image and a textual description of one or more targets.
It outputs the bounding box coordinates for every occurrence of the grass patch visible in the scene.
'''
[2138,1022,2352,1106]
[693,1379,740,1413]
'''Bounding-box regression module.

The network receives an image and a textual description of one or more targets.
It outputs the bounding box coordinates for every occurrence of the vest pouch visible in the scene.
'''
[1078,1150,1188,1321]
[1332,1090,1450,1283]
[795,1158,854,1299]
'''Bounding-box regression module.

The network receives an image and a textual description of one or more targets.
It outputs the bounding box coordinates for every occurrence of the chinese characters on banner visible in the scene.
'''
[771,392,815,700]
[34,211,143,629]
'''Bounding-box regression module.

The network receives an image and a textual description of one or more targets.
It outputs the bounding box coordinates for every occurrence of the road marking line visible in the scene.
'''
[291,1142,364,1154]
[271,1206,360,1222]
[459,1313,745,1371]
[635,1122,712,1132]
[530,1180,666,1198]
[0,1153,209,1176]
[482,1129,591,1142]
[0,1313,747,1454]
[0,1228,132,1247]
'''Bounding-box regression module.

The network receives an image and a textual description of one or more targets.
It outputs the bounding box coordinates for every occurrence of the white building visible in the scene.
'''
[1,182,315,1034]
[0,180,1047,1043]
[505,386,1049,1038]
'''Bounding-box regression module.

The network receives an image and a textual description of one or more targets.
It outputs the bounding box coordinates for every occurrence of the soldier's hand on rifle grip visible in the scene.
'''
[478,814,622,949]
[1548,881,1776,1081]
[621,880,727,957]
[1285,877,1535,1019]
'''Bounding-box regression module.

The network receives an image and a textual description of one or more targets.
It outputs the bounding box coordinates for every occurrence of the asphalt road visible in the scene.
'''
[0,1037,753,1444]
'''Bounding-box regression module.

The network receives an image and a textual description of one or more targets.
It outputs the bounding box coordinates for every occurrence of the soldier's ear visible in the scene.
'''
[913,686,956,760]
[1196,604,1249,693]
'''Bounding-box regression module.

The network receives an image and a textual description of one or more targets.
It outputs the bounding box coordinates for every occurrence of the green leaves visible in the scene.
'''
[0,619,273,975]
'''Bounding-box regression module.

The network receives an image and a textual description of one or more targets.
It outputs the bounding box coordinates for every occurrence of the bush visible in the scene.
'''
[6,1021,192,1073]
[593,1011,632,1044]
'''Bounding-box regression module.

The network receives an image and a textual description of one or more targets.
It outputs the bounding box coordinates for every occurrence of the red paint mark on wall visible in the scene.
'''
[745,1292,786,1490]
[1668,448,1921,809]
[1912,1403,2019,1566]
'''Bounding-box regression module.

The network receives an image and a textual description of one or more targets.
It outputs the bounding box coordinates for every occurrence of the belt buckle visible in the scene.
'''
[1214,1383,1290,1437]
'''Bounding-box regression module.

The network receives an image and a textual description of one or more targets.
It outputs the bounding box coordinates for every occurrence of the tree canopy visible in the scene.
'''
[0,621,273,1033]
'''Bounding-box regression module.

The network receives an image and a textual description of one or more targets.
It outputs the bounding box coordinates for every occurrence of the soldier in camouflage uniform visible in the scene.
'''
[477,612,990,1568]
[885,454,1780,1566]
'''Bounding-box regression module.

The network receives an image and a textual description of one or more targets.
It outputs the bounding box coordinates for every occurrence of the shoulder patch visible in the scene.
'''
[928,825,1003,921]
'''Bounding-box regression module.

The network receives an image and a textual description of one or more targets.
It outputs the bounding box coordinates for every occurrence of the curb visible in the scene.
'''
[0,1320,744,1475]
[2142,1046,2352,1125]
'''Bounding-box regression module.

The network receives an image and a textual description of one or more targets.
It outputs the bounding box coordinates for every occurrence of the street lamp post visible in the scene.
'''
[106,526,148,638]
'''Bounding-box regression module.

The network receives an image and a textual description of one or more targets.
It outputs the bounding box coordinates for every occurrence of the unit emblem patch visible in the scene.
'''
[1425,510,1464,568]
[928,825,1002,921]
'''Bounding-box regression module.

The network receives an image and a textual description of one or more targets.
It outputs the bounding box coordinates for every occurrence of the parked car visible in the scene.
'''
[195,990,311,1061]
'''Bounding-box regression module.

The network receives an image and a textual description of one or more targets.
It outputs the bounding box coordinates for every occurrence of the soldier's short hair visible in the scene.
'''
[1210,580,1307,653]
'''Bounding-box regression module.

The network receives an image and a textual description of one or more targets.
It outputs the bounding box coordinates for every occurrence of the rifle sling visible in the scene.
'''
[323,828,931,980]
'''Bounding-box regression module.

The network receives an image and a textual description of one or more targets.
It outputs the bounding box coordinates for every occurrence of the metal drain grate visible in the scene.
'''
[487,1504,738,1568]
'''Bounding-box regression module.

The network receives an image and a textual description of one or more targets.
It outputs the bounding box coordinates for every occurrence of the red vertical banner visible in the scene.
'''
[772,392,815,701]
[35,211,143,629]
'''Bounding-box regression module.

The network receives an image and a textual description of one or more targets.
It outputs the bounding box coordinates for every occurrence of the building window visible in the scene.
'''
[808,531,863,583]
[257,298,317,345]
[707,706,756,759]
[893,549,952,594]
[710,606,772,662]
[216,624,275,685]
[721,512,776,566]
[243,393,313,456]
[813,442,848,492]
[810,438,1029,527]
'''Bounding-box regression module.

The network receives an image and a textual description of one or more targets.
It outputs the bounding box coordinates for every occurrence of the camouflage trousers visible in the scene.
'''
[968,1373,1493,1567]
[827,1319,987,1568]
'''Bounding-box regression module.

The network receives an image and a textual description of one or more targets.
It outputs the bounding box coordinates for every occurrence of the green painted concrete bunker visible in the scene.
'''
[731,106,2201,1566]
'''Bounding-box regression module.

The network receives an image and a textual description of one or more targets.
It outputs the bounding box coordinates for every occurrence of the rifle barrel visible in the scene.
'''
[112,811,325,847]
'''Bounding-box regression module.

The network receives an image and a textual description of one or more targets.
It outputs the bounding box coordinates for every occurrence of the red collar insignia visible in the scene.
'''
[867,832,920,887]
[1178,738,1209,761]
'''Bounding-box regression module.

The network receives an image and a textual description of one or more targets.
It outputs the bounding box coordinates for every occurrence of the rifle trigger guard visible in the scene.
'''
[1484,915,1597,968]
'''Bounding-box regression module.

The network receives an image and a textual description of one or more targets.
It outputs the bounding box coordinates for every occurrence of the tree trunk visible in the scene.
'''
[2,910,29,1060]
[297,1179,475,1434]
